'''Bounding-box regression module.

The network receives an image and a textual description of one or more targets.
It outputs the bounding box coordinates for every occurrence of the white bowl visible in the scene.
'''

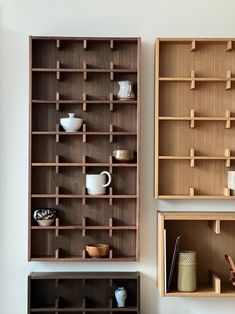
[60,113,83,132]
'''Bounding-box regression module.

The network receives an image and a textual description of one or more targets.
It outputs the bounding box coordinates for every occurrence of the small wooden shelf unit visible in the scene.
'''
[158,212,235,297]
[28,272,140,313]
[155,38,235,199]
[29,36,141,261]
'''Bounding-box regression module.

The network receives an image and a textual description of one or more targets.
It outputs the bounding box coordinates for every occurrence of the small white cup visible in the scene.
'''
[228,171,235,195]
[86,171,112,195]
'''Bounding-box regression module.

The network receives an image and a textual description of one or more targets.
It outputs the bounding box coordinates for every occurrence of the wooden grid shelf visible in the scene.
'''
[28,272,140,312]
[155,38,235,199]
[29,36,141,261]
[158,212,235,297]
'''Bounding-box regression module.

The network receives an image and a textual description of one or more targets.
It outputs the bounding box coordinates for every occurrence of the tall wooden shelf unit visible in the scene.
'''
[29,36,141,261]
[155,38,235,199]
[28,272,140,313]
[158,212,235,297]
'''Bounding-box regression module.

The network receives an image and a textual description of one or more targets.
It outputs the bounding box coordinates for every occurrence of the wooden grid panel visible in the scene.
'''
[155,38,235,199]
[29,37,141,261]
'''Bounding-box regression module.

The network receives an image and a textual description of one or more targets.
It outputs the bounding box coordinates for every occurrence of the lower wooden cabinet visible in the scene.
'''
[28,272,140,313]
[158,212,235,296]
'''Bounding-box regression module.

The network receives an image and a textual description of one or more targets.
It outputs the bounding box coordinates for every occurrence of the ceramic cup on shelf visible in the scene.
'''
[117,81,135,100]
[86,171,111,195]
[60,113,83,132]
[115,287,127,308]
[33,208,56,226]
[228,171,235,196]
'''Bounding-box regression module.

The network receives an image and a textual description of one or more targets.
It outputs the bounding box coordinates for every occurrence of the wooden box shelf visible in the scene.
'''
[155,38,235,199]
[28,272,140,313]
[29,36,140,261]
[158,212,235,297]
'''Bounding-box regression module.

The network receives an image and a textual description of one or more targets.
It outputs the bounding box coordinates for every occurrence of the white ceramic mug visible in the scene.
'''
[86,171,112,195]
[228,171,235,195]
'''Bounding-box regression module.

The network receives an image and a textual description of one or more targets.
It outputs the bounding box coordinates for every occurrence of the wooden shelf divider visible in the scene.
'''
[55,217,59,237]
[82,92,87,111]
[109,187,113,206]
[109,217,113,237]
[56,124,60,143]
[110,39,114,50]
[82,155,86,174]
[82,187,86,206]
[225,110,231,128]
[56,92,60,111]
[82,124,86,143]
[110,61,114,81]
[224,148,231,167]
[55,155,60,174]
[82,217,86,237]
[190,70,195,89]
[208,220,220,234]
[55,186,60,205]
[226,40,232,52]
[190,148,195,167]
[83,61,87,80]
[56,61,60,80]
[191,40,196,52]
[226,70,232,90]
[109,124,113,143]
[190,109,195,128]
[83,39,87,50]
[109,93,114,111]
[56,39,60,49]
[224,187,230,196]
[189,187,194,197]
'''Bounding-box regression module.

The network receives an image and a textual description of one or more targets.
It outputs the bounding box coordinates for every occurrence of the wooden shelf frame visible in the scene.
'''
[155,38,235,199]
[29,36,141,262]
[28,272,140,313]
[158,212,235,297]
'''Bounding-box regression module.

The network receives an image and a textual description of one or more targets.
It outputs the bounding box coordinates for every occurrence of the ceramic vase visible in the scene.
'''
[115,287,127,308]
[117,81,135,100]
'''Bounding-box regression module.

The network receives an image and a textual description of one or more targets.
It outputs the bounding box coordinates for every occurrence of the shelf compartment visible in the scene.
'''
[29,272,140,312]
[158,212,235,297]
[158,159,235,198]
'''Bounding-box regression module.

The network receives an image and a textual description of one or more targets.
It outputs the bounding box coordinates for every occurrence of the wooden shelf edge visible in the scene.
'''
[30,256,137,262]
[158,195,235,199]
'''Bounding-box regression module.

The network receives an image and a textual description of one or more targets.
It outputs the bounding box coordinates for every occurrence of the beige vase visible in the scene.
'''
[177,251,197,292]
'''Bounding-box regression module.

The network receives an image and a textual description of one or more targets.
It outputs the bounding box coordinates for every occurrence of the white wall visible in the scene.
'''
[1,0,235,313]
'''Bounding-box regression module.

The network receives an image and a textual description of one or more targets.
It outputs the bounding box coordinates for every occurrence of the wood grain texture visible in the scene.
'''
[28,272,140,313]
[29,37,141,261]
[158,212,235,296]
[155,38,235,198]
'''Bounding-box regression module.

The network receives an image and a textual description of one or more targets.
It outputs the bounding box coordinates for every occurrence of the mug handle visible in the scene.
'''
[100,171,112,187]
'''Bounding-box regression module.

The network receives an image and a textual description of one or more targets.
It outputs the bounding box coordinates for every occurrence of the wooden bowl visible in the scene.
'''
[113,150,135,162]
[86,244,109,258]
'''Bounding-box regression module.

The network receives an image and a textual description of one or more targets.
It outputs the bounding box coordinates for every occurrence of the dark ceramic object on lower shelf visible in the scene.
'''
[33,208,56,226]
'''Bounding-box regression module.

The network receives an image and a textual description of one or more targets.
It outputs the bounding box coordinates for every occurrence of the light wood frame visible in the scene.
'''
[158,211,235,297]
[155,38,235,199]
